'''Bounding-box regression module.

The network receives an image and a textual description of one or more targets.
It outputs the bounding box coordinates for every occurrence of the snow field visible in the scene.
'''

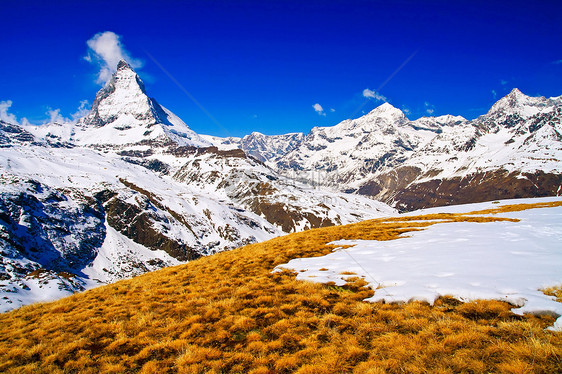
[276,197,562,330]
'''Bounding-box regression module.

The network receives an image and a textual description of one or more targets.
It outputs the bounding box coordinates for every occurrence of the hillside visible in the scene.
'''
[0,198,560,373]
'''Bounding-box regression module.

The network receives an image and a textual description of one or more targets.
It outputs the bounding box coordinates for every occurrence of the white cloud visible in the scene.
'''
[45,100,91,124]
[45,108,68,124]
[330,108,335,112]
[1,100,89,127]
[401,106,411,116]
[313,103,326,116]
[424,101,435,115]
[0,100,31,126]
[362,88,387,102]
[72,100,90,121]
[0,100,19,125]
[492,89,497,99]
[85,31,143,85]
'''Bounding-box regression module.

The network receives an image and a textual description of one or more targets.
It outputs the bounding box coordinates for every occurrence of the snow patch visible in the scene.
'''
[276,197,562,330]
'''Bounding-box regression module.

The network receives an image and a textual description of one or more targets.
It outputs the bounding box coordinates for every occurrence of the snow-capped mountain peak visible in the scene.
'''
[74,60,209,147]
[81,60,148,128]
[487,88,545,118]
[365,102,408,122]
[114,59,147,95]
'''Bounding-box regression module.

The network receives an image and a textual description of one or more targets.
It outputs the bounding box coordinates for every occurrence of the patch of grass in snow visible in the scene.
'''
[542,285,562,303]
[0,201,560,373]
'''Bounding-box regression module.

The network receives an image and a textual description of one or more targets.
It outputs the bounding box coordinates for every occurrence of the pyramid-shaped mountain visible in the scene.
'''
[75,60,209,147]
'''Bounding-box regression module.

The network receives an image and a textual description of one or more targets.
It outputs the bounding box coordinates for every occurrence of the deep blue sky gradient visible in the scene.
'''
[1,0,561,137]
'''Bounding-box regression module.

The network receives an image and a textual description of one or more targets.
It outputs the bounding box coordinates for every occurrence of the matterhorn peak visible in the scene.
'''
[108,59,147,94]
[73,59,209,147]
[116,59,131,70]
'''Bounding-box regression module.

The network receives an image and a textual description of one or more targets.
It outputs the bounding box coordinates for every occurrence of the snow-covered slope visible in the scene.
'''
[0,62,395,312]
[271,89,562,210]
[276,197,562,330]
[199,134,241,150]
[0,140,280,311]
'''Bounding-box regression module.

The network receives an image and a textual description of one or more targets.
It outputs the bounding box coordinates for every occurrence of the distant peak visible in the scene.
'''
[486,88,547,119]
[507,87,525,98]
[376,102,396,111]
[489,88,533,113]
[366,102,406,119]
[499,88,532,104]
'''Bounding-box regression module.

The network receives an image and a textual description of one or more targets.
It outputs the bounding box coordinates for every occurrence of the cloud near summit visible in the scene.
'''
[362,88,387,102]
[312,103,326,116]
[85,31,143,85]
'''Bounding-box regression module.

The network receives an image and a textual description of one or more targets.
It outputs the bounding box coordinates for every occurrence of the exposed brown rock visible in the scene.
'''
[169,146,248,159]
[95,180,201,261]
[246,199,336,232]
[357,166,422,199]
[103,196,199,261]
[389,170,562,212]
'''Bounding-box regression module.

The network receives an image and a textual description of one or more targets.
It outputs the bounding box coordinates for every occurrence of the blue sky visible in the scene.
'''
[1,0,561,137]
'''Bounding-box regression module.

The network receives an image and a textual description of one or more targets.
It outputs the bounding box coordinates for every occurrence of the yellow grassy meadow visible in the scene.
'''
[0,201,560,373]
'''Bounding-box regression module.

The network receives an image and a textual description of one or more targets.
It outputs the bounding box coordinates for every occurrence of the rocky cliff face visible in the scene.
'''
[239,132,304,162]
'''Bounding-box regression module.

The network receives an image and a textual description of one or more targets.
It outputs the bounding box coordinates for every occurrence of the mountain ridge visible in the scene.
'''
[206,88,561,211]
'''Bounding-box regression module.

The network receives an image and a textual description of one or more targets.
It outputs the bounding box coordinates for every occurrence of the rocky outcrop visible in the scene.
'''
[388,170,562,212]
[0,179,105,274]
[0,121,41,147]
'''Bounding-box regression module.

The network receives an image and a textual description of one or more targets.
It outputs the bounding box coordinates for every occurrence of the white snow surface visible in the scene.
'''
[276,197,562,330]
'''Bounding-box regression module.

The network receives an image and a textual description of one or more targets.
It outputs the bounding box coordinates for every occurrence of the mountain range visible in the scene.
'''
[212,89,561,211]
[0,60,560,311]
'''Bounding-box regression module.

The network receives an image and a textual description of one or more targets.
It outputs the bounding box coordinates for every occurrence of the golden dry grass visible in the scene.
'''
[0,201,561,373]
